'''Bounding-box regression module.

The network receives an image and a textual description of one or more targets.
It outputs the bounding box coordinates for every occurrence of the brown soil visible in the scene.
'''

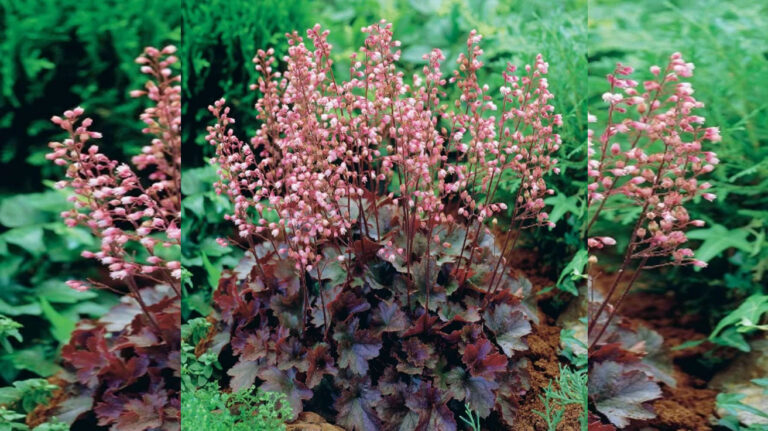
[594,270,720,430]
[650,385,719,431]
[514,321,583,431]
[505,246,583,431]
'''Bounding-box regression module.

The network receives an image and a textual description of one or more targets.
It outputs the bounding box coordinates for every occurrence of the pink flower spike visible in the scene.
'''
[49,45,181,302]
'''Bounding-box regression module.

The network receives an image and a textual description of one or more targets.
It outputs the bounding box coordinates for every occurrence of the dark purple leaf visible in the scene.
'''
[61,327,115,388]
[397,338,436,375]
[227,359,261,392]
[310,284,343,328]
[305,343,337,388]
[335,379,383,431]
[269,292,304,330]
[230,327,270,362]
[462,338,507,378]
[588,360,662,427]
[114,393,164,431]
[402,312,440,337]
[277,336,308,372]
[483,304,531,356]
[445,367,498,418]
[405,381,456,431]
[372,301,409,333]
[328,291,371,321]
[333,318,382,375]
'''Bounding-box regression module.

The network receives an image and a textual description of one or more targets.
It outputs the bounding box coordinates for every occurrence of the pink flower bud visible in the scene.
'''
[66,280,90,292]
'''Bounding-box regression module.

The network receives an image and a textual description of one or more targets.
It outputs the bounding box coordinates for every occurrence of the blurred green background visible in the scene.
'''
[180,0,588,319]
[589,0,768,349]
[0,0,180,396]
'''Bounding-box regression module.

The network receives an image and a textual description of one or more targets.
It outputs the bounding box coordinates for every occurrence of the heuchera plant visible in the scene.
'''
[203,21,560,429]
[587,54,720,428]
[45,46,181,430]
[587,53,720,346]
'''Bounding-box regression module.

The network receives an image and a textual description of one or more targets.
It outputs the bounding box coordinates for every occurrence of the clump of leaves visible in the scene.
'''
[0,407,67,431]
[50,285,180,429]
[203,20,563,430]
[0,378,58,414]
[587,295,675,428]
[181,385,291,431]
[709,294,768,352]
[0,316,22,353]
[0,378,64,431]
[181,317,222,391]
[716,378,768,430]
[39,47,182,430]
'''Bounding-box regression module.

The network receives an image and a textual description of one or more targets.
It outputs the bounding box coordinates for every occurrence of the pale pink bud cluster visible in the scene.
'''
[47,46,181,293]
[209,21,559,279]
[446,40,560,231]
[587,53,720,269]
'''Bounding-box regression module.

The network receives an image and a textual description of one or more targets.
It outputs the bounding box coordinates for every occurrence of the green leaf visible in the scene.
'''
[553,249,588,296]
[2,226,46,256]
[711,327,751,352]
[200,252,221,291]
[39,298,75,343]
[710,294,768,349]
[686,224,753,264]
[7,346,59,377]
[544,194,582,226]
[0,298,41,317]
[400,44,432,63]
[716,392,768,420]
[0,196,48,228]
[0,315,23,353]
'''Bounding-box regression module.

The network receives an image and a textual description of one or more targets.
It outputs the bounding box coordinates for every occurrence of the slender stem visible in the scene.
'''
[126,275,163,337]
[589,258,647,349]
[299,269,309,332]
[488,227,523,297]
[425,220,435,312]
[315,265,330,340]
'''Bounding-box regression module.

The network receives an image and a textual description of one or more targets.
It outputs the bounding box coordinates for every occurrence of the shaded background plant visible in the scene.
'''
[588,0,768,429]
[0,0,180,403]
[587,54,720,347]
[0,1,180,428]
[30,47,182,430]
[589,0,768,351]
